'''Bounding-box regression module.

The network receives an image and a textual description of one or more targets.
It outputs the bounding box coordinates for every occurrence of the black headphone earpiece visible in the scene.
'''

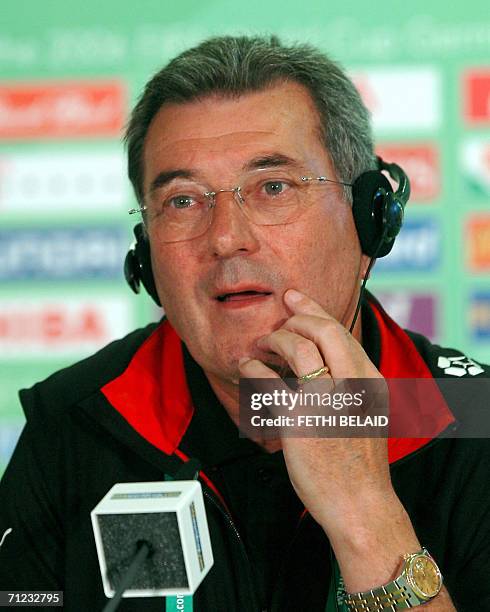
[352,157,409,258]
[348,157,410,333]
[124,223,161,306]
[124,156,410,305]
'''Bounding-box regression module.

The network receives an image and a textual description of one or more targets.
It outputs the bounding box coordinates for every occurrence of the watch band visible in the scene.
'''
[344,580,415,611]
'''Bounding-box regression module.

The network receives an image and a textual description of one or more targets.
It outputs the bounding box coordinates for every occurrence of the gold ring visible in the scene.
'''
[297,365,330,385]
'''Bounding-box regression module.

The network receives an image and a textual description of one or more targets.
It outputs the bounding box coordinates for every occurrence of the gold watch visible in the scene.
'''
[344,548,443,611]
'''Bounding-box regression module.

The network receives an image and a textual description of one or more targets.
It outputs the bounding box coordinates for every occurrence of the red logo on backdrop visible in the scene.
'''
[0,308,105,343]
[466,215,490,271]
[463,70,490,125]
[376,144,440,202]
[0,81,125,139]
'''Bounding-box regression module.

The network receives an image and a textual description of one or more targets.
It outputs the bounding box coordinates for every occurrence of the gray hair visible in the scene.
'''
[125,35,376,204]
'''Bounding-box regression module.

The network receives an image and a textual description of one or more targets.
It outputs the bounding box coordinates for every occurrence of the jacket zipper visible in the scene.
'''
[168,453,262,610]
[201,484,262,611]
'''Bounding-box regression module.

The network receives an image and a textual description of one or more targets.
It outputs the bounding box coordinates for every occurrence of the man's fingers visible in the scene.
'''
[284,289,336,320]
[238,358,281,379]
[281,314,361,375]
[256,329,325,378]
[282,291,380,379]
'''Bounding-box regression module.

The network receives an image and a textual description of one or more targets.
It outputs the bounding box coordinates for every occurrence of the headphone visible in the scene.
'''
[124,156,410,307]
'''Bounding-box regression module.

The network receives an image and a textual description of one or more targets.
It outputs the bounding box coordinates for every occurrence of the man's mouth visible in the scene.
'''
[216,290,273,302]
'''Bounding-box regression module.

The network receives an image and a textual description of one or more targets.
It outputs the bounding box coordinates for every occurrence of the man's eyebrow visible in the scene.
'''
[242,153,300,172]
[148,169,197,195]
[148,153,299,194]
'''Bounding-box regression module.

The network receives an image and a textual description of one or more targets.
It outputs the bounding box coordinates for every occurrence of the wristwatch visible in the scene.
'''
[344,548,443,611]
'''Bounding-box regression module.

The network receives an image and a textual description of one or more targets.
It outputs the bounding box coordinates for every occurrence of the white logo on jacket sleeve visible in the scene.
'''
[437,355,484,377]
[0,527,12,548]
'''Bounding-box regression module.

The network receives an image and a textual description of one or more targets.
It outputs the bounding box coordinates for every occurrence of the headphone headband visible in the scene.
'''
[376,156,411,208]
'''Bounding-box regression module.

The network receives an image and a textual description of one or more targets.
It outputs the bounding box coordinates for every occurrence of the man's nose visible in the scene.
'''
[206,189,260,258]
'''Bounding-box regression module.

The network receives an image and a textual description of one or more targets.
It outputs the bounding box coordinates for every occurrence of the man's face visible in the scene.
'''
[142,81,368,381]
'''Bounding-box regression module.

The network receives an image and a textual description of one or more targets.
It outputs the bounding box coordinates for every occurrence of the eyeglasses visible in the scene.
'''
[128,169,352,243]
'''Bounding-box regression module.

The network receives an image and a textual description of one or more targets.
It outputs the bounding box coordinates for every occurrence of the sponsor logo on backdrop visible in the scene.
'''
[0,151,127,212]
[466,215,490,271]
[0,227,128,280]
[470,293,490,341]
[0,81,125,139]
[0,297,132,358]
[375,219,441,272]
[463,69,490,125]
[376,292,437,340]
[350,68,441,131]
[461,138,490,197]
[376,144,440,202]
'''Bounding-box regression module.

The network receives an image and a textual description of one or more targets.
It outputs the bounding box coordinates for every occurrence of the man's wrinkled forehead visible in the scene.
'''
[141,83,328,191]
[146,129,284,162]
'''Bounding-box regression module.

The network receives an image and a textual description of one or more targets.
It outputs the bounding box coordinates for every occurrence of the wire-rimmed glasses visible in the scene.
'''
[128,168,352,243]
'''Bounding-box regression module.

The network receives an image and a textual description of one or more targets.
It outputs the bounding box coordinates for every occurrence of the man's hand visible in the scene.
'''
[239,289,393,528]
[238,289,456,609]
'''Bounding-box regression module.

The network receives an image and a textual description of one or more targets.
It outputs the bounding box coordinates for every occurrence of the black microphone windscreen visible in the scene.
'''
[98,512,188,591]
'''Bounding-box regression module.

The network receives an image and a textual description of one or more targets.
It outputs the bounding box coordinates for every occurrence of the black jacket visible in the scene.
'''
[0,300,489,612]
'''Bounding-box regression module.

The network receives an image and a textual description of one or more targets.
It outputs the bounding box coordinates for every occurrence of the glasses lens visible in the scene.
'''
[145,181,211,242]
[241,171,305,225]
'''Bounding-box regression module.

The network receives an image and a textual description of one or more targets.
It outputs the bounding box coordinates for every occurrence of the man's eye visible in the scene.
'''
[167,195,197,209]
[263,181,288,196]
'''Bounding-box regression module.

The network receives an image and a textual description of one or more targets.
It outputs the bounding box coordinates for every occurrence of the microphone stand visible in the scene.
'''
[102,540,153,612]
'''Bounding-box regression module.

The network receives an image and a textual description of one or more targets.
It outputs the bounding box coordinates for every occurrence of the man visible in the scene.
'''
[0,35,488,611]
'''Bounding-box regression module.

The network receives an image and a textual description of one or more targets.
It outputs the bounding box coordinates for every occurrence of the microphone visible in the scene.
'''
[91,480,214,609]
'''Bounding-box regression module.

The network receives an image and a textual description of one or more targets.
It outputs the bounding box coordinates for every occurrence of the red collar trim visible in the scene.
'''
[369,298,455,462]
[102,304,454,465]
[102,320,193,455]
